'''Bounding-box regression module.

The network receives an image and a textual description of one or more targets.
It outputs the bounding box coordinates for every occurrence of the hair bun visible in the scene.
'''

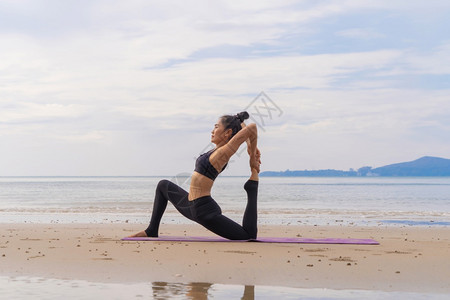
[236,111,249,122]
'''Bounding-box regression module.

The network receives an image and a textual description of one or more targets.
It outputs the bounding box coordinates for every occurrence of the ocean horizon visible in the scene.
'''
[1,176,449,227]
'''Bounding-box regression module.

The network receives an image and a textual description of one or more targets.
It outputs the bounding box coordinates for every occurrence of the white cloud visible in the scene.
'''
[0,102,89,125]
[336,28,385,40]
[405,42,450,74]
[0,0,449,175]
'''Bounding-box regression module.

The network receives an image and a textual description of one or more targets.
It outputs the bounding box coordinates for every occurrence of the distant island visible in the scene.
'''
[260,156,450,177]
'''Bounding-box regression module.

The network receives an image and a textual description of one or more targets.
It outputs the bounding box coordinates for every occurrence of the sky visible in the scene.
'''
[1,0,449,176]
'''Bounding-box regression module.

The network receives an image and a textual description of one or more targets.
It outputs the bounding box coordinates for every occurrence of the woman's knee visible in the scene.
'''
[156,179,173,194]
[157,179,169,189]
[249,229,257,240]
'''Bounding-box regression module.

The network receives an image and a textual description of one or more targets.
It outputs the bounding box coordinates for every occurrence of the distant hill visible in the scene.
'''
[260,156,450,177]
[371,156,450,176]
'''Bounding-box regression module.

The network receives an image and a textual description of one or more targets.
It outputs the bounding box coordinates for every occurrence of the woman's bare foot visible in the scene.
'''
[128,230,148,238]
[249,167,259,181]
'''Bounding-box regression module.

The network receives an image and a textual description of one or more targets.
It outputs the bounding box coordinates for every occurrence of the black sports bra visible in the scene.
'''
[194,149,227,180]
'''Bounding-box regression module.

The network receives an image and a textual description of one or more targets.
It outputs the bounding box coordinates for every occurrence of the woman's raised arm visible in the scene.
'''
[210,123,258,171]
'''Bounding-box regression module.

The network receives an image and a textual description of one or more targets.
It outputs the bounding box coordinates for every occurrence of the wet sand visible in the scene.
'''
[0,223,449,293]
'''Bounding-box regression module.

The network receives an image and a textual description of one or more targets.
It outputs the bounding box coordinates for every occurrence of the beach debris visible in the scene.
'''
[329,256,354,262]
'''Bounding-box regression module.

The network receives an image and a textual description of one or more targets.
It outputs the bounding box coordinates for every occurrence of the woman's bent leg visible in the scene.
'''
[144,179,193,237]
[242,179,258,238]
[191,180,259,240]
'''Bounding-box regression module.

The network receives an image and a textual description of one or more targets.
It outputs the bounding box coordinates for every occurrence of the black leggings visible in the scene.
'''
[144,179,258,240]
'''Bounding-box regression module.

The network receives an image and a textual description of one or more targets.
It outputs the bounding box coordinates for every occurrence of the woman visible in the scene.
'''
[130,111,261,240]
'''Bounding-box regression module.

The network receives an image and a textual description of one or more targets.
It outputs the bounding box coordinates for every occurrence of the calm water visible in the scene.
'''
[1,276,448,300]
[0,176,449,226]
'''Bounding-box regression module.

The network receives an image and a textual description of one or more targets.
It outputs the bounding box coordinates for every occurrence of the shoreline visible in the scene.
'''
[1,223,449,294]
[1,209,448,227]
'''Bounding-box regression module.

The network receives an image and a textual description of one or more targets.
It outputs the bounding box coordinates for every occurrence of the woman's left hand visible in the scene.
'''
[255,148,261,164]
[250,155,261,173]
[248,147,261,162]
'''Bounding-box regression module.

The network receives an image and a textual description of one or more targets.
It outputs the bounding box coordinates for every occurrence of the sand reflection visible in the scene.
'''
[151,282,254,299]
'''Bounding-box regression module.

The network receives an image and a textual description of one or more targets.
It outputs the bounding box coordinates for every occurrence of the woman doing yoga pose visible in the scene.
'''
[130,111,261,240]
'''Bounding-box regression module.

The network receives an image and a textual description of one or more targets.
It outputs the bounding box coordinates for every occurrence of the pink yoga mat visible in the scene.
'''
[122,236,379,245]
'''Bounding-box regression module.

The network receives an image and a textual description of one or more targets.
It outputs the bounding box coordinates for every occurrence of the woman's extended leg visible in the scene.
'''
[130,179,194,237]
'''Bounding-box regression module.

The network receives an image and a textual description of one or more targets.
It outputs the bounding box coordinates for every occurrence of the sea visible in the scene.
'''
[1,176,449,299]
[0,176,449,226]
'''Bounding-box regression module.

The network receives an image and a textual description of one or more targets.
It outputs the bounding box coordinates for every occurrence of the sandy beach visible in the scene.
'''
[1,223,449,294]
